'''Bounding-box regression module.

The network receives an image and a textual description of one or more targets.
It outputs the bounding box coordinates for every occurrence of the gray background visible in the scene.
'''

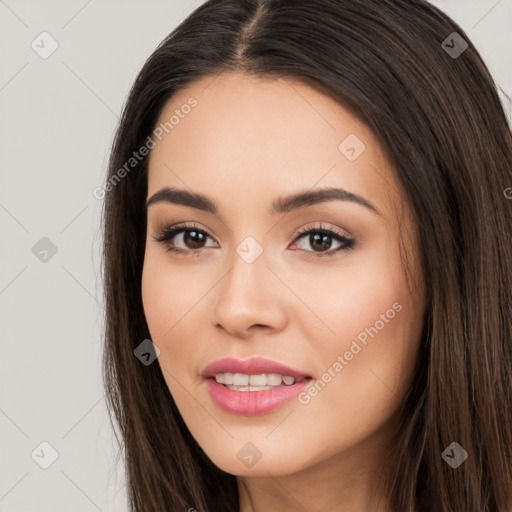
[0,1,510,510]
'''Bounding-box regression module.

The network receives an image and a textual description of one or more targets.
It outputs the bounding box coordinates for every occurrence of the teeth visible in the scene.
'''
[214,372,297,387]
[233,373,249,386]
[225,385,273,391]
[265,373,282,386]
[248,374,266,386]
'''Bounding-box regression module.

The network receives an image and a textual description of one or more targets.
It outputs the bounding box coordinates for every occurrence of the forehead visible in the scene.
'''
[146,71,401,220]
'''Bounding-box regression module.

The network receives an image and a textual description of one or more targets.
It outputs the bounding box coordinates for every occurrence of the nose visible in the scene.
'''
[212,245,289,339]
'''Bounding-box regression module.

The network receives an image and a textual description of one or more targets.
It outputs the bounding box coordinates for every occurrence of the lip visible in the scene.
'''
[201,357,312,380]
[201,357,313,415]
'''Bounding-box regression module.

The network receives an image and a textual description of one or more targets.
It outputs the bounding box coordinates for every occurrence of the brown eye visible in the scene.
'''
[152,222,355,258]
[153,223,217,254]
[292,224,355,257]
[180,229,207,249]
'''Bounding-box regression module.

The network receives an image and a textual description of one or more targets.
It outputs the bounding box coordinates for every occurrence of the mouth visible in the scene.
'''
[201,356,313,381]
[211,372,311,391]
[201,357,314,415]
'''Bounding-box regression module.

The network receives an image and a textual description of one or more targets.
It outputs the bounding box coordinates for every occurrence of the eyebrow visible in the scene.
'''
[145,186,380,216]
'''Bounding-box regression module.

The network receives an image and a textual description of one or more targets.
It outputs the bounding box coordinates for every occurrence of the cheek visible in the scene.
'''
[141,256,216,436]
[141,259,170,339]
[141,250,212,387]
[291,282,423,464]
[141,254,187,365]
[292,243,422,406]
[315,273,415,394]
[286,240,408,346]
[141,249,204,338]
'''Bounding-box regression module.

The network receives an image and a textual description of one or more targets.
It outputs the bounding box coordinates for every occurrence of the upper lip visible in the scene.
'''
[201,357,312,380]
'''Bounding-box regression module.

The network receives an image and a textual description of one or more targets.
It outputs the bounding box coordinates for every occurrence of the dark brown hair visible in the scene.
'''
[100,1,512,510]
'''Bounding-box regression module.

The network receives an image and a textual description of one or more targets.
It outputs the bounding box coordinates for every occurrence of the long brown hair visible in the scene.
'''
[100,1,512,510]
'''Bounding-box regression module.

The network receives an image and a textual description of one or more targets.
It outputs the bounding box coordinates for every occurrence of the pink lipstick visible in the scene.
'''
[201,357,313,415]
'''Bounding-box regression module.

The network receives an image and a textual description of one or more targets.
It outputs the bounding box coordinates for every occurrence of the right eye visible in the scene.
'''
[153,222,218,255]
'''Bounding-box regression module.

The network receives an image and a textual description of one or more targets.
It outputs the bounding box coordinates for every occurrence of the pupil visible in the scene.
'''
[182,231,334,251]
[185,230,205,249]
[311,233,331,251]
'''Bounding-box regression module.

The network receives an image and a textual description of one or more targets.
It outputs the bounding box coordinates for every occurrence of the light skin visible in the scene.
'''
[141,71,427,512]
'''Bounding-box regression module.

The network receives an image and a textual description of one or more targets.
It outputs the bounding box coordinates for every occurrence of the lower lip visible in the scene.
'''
[204,378,311,415]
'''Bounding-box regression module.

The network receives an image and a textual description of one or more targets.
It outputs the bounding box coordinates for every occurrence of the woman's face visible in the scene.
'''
[141,71,426,478]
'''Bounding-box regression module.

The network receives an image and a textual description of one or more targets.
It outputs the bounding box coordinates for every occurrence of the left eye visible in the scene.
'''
[153,222,355,258]
[291,224,355,257]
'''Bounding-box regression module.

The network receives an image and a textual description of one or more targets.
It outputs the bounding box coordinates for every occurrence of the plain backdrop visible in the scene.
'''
[0,1,510,510]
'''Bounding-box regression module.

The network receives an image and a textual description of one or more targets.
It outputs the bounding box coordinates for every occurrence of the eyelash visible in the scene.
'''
[152,222,355,259]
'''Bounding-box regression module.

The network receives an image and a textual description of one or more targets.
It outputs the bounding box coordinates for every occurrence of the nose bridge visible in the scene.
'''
[222,233,269,303]
[212,231,287,334]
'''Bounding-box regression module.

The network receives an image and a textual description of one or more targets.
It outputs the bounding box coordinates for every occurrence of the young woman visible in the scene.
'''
[100,1,512,510]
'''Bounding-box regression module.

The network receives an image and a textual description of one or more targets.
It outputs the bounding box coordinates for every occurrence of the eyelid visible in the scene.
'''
[152,220,355,257]
[294,222,352,240]
[152,221,216,245]
[152,220,351,241]
[290,223,355,257]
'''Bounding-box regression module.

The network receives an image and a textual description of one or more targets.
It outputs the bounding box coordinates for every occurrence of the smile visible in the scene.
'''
[201,357,314,415]
[215,372,303,389]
